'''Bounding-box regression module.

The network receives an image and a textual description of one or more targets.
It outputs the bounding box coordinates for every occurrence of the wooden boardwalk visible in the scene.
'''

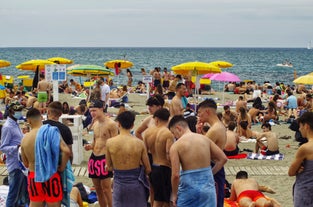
[0,165,289,177]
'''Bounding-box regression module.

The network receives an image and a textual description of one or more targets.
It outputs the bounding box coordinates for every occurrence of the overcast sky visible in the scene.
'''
[1,0,313,47]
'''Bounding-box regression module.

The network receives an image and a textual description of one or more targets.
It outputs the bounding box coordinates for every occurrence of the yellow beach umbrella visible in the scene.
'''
[293,73,313,85]
[47,57,73,64]
[104,60,133,69]
[17,75,30,79]
[172,61,221,75]
[209,61,233,68]
[67,65,114,76]
[16,59,55,71]
[191,76,211,85]
[0,60,11,68]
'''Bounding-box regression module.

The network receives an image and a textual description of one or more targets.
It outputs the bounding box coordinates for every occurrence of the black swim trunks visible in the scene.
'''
[88,153,113,179]
[224,146,240,156]
[150,164,171,202]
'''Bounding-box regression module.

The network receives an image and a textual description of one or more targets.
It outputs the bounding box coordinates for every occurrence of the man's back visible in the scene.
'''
[107,134,147,170]
[154,126,173,167]
[225,130,239,151]
[172,132,212,171]
[232,178,259,198]
[170,96,183,116]
[143,125,157,155]
[21,129,39,172]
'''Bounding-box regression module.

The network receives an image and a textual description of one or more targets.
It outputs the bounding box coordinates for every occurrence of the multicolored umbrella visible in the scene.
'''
[0,60,11,68]
[47,57,73,64]
[67,65,114,76]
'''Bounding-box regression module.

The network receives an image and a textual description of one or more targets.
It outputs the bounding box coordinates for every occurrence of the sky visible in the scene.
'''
[1,0,313,47]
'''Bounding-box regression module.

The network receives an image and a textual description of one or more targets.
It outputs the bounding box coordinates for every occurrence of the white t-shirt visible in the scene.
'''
[100,84,110,104]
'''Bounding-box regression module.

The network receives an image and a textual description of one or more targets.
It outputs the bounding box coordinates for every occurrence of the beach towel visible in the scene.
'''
[246,153,284,160]
[178,166,216,207]
[61,161,75,207]
[294,160,313,206]
[35,124,61,182]
[224,199,239,207]
[227,153,247,159]
[113,166,149,207]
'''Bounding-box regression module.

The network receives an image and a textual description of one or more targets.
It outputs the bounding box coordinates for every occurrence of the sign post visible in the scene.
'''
[142,75,153,100]
[45,64,67,101]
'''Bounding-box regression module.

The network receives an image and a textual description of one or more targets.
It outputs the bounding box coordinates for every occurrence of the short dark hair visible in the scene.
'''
[198,99,217,110]
[26,108,41,120]
[153,108,170,122]
[186,116,197,133]
[146,95,164,106]
[236,171,248,179]
[116,111,135,130]
[168,115,189,129]
[176,83,185,90]
[228,121,237,131]
[223,105,230,110]
[298,112,313,131]
[261,122,271,130]
[48,101,63,117]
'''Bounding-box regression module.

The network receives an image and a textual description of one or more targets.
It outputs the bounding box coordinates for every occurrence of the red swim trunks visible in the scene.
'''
[237,190,266,203]
[27,171,63,203]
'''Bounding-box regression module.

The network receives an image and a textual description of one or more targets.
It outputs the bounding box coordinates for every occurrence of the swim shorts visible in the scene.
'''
[88,153,113,179]
[38,91,48,103]
[237,190,266,203]
[27,171,63,203]
[261,147,279,155]
[150,164,171,202]
[224,146,240,156]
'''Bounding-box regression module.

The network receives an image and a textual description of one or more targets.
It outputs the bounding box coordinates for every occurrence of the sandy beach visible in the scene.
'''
[0,91,297,206]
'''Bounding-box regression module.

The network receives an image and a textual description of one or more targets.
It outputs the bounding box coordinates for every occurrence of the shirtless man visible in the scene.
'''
[135,95,164,140]
[222,105,237,127]
[229,171,274,207]
[236,96,247,114]
[255,123,279,155]
[106,111,151,207]
[144,108,174,207]
[84,100,119,207]
[20,108,71,207]
[168,115,227,207]
[162,68,170,90]
[224,121,240,156]
[169,83,187,117]
[153,67,161,88]
[37,74,50,113]
[197,99,227,207]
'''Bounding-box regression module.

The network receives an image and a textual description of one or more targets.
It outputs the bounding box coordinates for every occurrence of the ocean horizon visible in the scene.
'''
[1,47,312,88]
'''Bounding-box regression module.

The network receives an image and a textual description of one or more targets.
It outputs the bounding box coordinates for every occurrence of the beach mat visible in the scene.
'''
[227,153,247,159]
[224,199,239,207]
[246,152,284,160]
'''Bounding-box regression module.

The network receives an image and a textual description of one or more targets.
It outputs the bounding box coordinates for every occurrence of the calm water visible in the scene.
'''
[1,47,312,87]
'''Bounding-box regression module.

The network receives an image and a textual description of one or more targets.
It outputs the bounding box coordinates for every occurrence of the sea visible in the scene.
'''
[1,47,312,88]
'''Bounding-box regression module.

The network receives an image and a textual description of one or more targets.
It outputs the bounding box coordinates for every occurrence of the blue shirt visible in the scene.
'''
[0,117,23,173]
[287,95,298,109]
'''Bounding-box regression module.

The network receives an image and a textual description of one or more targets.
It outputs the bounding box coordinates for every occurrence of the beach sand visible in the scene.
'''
[1,92,297,206]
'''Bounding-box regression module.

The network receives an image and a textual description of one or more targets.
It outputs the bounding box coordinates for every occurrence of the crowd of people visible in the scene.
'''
[0,67,313,206]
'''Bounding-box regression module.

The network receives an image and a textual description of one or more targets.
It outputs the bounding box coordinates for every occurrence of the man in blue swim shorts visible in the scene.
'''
[168,115,227,207]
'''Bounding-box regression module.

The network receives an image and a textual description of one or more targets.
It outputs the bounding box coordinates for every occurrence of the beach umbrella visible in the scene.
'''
[208,61,233,69]
[203,71,240,82]
[104,60,133,70]
[0,60,11,68]
[67,65,114,76]
[17,75,30,79]
[172,62,221,109]
[191,76,211,85]
[204,71,241,103]
[293,73,313,85]
[47,57,73,64]
[16,59,55,71]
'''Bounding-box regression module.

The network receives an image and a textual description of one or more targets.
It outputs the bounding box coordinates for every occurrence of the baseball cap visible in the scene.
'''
[9,101,23,111]
[89,100,104,108]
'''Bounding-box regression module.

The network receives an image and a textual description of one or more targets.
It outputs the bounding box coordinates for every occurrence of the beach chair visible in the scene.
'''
[4,75,14,89]
[23,78,33,92]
